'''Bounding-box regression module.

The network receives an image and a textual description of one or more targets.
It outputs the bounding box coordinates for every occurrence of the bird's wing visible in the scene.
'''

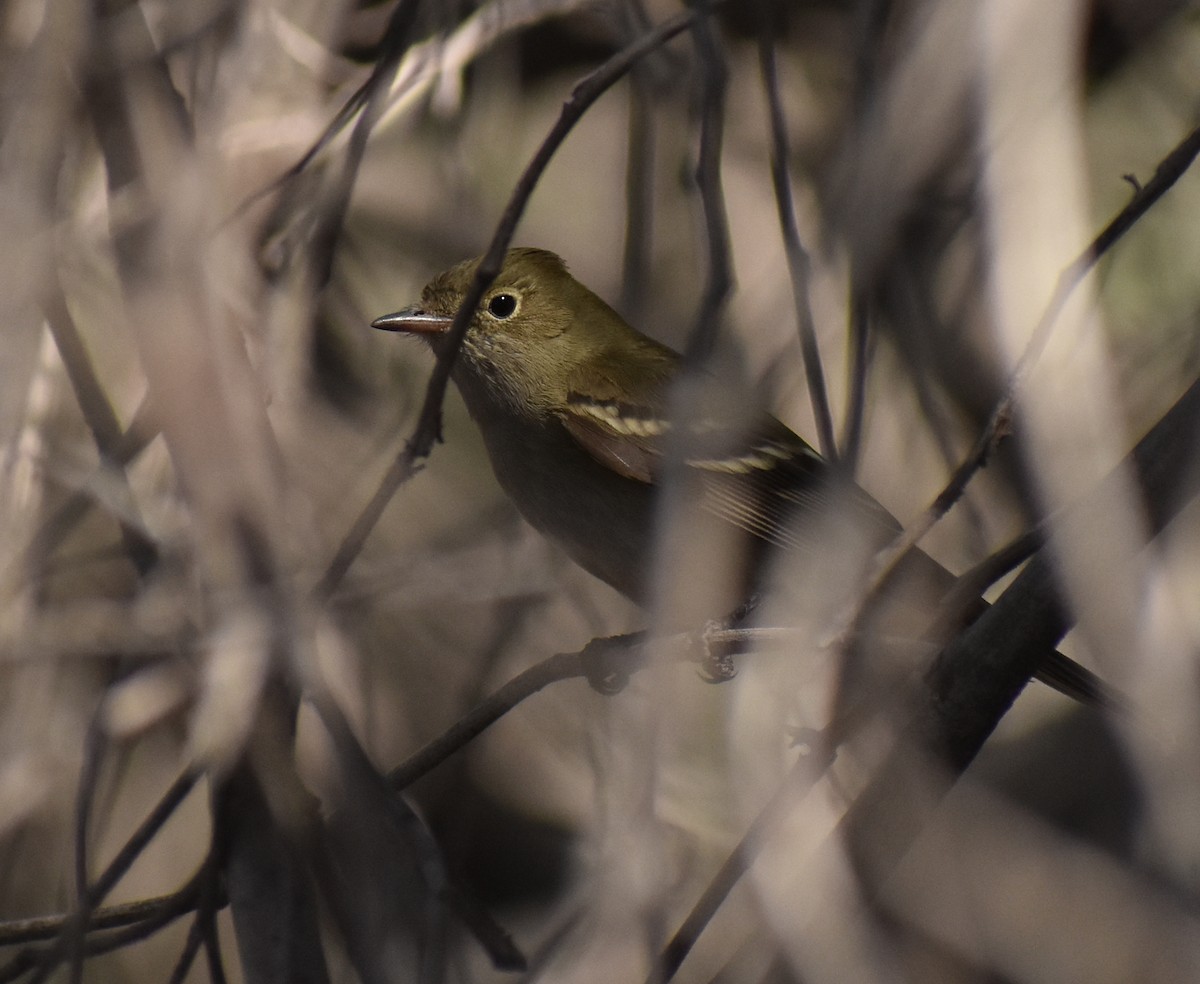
[560,393,665,483]
[690,416,903,554]
[561,385,902,554]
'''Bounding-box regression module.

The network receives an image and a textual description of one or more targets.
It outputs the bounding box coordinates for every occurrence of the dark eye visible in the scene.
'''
[487,293,517,319]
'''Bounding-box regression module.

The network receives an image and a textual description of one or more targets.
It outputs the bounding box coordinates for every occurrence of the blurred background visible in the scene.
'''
[1,0,1199,981]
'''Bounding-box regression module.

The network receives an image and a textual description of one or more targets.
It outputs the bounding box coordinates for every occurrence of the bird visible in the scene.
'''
[372,246,1107,706]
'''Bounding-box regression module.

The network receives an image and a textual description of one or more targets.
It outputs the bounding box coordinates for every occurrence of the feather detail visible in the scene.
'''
[559,389,897,556]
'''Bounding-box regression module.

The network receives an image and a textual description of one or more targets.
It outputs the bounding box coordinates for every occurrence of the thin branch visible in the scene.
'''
[5,771,201,984]
[860,121,1200,629]
[842,372,1200,889]
[937,527,1043,620]
[318,6,700,596]
[70,879,201,960]
[88,771,201,911]
[755,7,836,459]
[840,287,871,470]
[620,52,655,321]
[387,649,609,791]
[653,749,835,984]
[247,0,598,221]
[18,395,159,577]
[850,0,893,116]
[67,712,108,984]
[683,3,732,366]
[260,0,422,199]
[37,292,159,576]
[199,865,229,984]
[386,622,846,791]
[315,695,454,977]
[217,755,332,984]
[0,886,206,947]
[166,915,204,984]
[0,872,206,984]
[657,370,1200,980]
[888,263,993,552]
[306,0,424,289]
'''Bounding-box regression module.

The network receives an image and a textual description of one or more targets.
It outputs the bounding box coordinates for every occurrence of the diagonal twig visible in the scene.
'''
[860,121,1200,629]
[755,4,836,459]
[683,2,733,366]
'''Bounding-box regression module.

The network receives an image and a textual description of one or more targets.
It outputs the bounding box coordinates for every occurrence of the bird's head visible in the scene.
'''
[374,247,651,419]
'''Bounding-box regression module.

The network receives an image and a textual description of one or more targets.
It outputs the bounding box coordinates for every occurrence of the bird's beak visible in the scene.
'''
[371,307,454,335]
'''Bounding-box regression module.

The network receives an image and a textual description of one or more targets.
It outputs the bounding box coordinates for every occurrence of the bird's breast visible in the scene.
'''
[463,392,657,602]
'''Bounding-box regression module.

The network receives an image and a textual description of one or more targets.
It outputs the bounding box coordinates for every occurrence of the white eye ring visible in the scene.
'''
[486,292,518,319]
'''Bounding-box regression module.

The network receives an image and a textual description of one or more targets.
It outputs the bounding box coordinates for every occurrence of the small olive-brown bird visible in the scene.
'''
[373,247,1104,704]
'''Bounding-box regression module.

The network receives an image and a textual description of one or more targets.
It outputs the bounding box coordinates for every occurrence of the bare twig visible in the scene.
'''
[251,0,597,220]
[41,282,158,577]
[620,55,655,321]
[1,770,201,983]
[89,770,200,911]
[19,395,159,578]
[683,3,732,366]
[386,622,833,792]
[306,0,424,289]
[756,7,836,459]
[388,649,614,791]
[653,749,835,984]
[842,372,1200,888]
[167,917,203,984]
[937,527,1044,620]
[0,876,204,984]
[199,871,229,984]
[0,887,206,948]
[167,854,228,984]
[654,369,1200,979]
[67,712,108,984]
[218,755,332,984]
[861,121,1200,629]
[840,289,872,471]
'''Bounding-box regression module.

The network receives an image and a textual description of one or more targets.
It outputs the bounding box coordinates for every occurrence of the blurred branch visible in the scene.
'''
[619,0,657,321]
[318,5,700,596]
[18,396,158,578]
[167,916,205,984]
[756,6,836,459]
[198,859,229,984]
[887,264,992,551]
[837,0,896,472]
[42,284,158,577]
[0,771,200,983]
[864,120,1200,625]
[850,0,893,114]
[845,370,1200,887]
[654,368,1200,980]
[67,713,107,984]
[0,875,205,984]
[80,770,200,919]
[168,837,227,984]
[654,750,835,984]
[254,0,598,228]
[840,289,872,471]
[0,885,208,948]
[217,752,332,984]
[388,645,638,791]
[937,526,1043,620]
[683,3,732,366]
[306,0,424,289]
